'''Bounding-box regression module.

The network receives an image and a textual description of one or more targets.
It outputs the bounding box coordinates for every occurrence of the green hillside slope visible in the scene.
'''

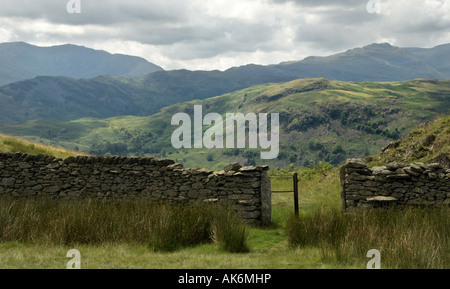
[0,133,85,159]
[0,71,270,124]
[368,116,450,166]
[1,78,449,170]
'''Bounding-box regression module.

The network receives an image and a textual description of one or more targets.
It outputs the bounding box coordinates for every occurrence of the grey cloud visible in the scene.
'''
[0,0,275,51]
[116,18,277,59]
[269,0,366,8]
[0,0,188,25]
[0,0,449,70]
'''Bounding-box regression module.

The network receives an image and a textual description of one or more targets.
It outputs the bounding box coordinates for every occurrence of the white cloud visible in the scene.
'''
[0,0,449,70]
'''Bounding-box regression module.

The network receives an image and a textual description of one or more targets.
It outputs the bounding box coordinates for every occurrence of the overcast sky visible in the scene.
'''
[0,0,449,70]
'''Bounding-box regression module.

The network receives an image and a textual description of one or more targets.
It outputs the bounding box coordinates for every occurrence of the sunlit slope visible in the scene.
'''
[369,115,450,166]
[1,78,449,170]
[0,133,86,159]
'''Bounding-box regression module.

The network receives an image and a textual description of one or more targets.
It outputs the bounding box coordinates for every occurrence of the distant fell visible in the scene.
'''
[229,43,449,82]
[0,42,163,86]
[405,43,450,79]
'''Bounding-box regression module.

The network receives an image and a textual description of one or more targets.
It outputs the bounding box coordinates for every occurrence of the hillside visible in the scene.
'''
[0,42,163,86]
[368,116,450,167]
[1,78,449,170]
[1,43,450,124]
[0,133,84,159]
[0,71,272,124]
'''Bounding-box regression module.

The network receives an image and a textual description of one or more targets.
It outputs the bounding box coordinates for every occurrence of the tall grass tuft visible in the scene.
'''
[211,206,249,253]
[287,207,449,269]
[0,198,249,253]
[147,203,213,252]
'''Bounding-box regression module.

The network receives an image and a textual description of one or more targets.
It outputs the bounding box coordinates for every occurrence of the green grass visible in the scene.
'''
[286,207,449,269]
[0,199,249,254]
[0,133,86,159]
[0,149,448,268]
[0,242,341,269]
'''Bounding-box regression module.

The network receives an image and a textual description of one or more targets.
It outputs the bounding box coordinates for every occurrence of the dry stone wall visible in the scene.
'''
[340,159,450,211]
[0,153,271,226]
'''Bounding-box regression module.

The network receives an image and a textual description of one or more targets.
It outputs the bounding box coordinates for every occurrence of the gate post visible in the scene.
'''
[293,173,299,216]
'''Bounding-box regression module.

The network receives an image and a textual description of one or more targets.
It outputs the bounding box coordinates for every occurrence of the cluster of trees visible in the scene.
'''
[339,110,401,139]
[355,124,400,139]
[308,141,347,166]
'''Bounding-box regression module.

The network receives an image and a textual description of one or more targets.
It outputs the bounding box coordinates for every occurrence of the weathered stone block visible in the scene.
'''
[346,195,367,201]
[187,190,199,199]
[347,173,376,181]
[386,162,402,171]
[404,167,421,177]
[386,174,410,180]
[1,178,15,186]
[18,162,33,169]
[363,181,381,187]
[42,186,61,194]
[224,163,243,172]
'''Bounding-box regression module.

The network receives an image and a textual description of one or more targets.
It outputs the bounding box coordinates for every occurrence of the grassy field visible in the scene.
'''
[0,171,344,269]
[1,167,447,269]
[0,129,448,269]
[0,133,86,159]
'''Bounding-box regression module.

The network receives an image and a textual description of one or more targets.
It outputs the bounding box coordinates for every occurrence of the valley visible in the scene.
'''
[1,78,449,170]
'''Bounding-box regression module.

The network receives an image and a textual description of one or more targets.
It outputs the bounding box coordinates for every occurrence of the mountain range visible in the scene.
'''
[0,41,449,169]
[0,42,164,86]
[0,42,450,124]
[229,43,450,82]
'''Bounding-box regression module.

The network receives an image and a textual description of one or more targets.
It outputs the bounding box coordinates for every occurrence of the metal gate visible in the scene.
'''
[270,173,299,216]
